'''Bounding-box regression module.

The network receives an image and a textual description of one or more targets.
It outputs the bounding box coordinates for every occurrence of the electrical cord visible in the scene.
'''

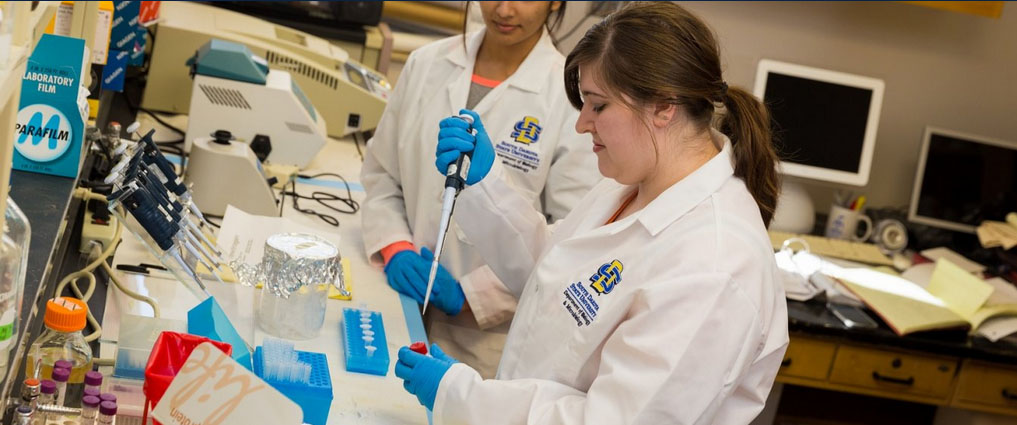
[202,213,223,229]
[352,132,364,162]
[278,172,360,227]
[138,107,186,138]
[56,189,162,342]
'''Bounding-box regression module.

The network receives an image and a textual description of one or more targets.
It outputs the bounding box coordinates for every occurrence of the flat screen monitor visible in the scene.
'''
[753,60,884,186]
[908,127,1017,233]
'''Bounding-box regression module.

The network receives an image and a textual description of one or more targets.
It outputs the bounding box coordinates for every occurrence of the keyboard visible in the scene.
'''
[768,231,894,266]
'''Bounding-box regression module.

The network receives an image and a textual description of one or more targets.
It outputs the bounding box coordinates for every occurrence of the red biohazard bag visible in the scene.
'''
[142,331,232,425]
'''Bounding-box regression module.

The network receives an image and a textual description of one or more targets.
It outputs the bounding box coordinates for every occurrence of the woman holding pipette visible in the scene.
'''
[395,3,788,424]
[360,1,601,379]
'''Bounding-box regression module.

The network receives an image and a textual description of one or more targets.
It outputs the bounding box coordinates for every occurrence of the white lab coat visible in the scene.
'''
[360,29,600,377]
[437,133,789,425]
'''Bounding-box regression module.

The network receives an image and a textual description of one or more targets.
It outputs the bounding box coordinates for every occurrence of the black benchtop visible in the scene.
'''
[9,170,77,331]
[788,300,1017,365]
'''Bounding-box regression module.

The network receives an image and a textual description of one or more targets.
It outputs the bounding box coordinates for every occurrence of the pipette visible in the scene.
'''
[422,113,474,314]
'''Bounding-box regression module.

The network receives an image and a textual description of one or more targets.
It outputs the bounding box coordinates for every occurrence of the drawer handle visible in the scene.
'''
[1003,389,1017,401]
[872,371,914,386]
[781,358,792,368]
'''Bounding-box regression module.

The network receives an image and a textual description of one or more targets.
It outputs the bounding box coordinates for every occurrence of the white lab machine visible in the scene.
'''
[184,131,279,217]
[187,70,327,169]
[143,1,390,138]
[185,39,328,169]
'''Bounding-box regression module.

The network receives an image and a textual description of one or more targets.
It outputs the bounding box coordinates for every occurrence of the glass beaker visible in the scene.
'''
[255,233,343,340]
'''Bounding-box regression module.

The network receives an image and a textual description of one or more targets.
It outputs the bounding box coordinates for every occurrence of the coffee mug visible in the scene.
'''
[825,204,872,241]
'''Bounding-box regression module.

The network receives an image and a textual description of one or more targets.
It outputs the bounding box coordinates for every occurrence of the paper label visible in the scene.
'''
[0,309,15,350]
[151,342,302,425]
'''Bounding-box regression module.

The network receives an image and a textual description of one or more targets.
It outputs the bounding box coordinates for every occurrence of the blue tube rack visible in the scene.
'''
[341,307,390,376]
[253,344,333,425]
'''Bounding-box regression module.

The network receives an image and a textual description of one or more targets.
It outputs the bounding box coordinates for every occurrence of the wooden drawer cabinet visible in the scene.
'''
[953,360,1017,415]
[779,337,836,381]
[828,345,958,400]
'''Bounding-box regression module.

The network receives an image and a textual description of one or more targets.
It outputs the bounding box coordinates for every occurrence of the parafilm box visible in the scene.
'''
[13,34,87,178]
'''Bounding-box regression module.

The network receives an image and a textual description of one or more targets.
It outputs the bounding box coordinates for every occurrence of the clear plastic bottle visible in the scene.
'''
[52,367,69,406]
[0,198,30,379]
[26,297,93,407]
[83,387,100,400]
[39,379,56,423]
[84,370,103,394]
[80,395,101,425]
[97,401,116,425]
[39,379,56,405]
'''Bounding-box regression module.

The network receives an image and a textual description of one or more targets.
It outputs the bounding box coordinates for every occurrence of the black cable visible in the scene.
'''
[279,173,361,227]
[202,213,223,229]
[138,107,186,137]
[352,132,364,161]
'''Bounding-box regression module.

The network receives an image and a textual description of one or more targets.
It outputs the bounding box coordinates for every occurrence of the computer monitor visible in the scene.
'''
[908,127,1017,234]
[753,59,884,187]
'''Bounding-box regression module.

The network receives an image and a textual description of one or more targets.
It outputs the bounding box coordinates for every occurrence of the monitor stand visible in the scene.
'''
[770,180,815,234]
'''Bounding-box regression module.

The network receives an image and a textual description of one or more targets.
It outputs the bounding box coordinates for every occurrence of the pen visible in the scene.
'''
[854,196,866,211]
[114,264,177,279]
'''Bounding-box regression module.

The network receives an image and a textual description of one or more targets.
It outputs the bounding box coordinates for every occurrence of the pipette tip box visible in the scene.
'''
[253,340,332,425]
[341,308,389,376]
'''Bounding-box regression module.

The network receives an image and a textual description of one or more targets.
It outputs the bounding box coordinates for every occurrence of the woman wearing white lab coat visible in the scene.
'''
[396,3,789,424]
[360,2,600,378]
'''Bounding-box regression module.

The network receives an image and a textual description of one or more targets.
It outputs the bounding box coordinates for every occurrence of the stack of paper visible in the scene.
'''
[837,259,1017,336]
[977,220,1017,250]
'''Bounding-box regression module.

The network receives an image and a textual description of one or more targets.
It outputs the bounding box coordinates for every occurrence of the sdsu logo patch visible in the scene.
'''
[590,260,624,295]
[561,259,623,327]
[494,115,544,173]
[510,116,542,145]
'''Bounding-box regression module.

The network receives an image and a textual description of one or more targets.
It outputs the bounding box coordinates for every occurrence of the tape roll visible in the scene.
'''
[873,219,908,253]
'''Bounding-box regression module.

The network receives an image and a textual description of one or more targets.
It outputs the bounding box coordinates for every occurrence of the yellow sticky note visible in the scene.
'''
[927,258,995,320]
[196,262,238,283]
[329,258,353,300]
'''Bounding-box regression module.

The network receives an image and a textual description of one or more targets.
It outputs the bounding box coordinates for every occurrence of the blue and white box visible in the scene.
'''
[13,34,88,178]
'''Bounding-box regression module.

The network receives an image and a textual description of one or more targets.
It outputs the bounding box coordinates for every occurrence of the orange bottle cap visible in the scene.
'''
[44,297,88,332]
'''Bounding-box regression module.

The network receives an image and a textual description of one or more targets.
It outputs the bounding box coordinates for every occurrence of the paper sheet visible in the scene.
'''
[901,263,936,289]
[927,259,995,321]
[217,206,351,299]
[976,220,1017,250]
[985,277,1017,306]
[217,206,341,265]
[920,247,985,273]
[976,316,1017,342]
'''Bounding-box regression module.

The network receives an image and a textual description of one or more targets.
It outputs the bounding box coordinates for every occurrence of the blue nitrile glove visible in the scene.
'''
[415,247,466,316]
[384,250,428,303]
[396,343,459,410]
[436,109,494,185]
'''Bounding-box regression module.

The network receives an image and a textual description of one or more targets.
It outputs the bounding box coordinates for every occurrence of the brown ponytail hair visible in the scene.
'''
[564,2,780,225]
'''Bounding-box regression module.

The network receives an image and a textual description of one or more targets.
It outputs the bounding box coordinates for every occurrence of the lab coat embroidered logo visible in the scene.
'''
[590,260,624,295]
[561,260,622,327]
[511,116,542,145]
[494,115,543,173]
[563,282,600,327]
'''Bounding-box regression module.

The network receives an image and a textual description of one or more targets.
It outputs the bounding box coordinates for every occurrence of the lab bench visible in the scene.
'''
[776,299,1017,418]
[3,138,430,424]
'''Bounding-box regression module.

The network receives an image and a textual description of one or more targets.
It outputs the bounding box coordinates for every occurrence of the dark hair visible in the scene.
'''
[564,2,780,226]
[462,1,568,46]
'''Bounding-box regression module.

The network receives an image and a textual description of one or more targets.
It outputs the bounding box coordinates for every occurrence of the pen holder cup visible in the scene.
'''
[825,204,873,241]
[243,233,343,340]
